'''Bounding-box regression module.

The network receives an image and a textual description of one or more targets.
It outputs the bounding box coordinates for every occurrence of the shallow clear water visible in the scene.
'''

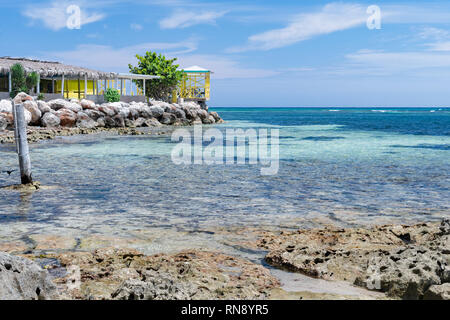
[0,108,449,257]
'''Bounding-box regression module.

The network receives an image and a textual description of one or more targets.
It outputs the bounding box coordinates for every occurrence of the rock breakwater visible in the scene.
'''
[0,93,223,143]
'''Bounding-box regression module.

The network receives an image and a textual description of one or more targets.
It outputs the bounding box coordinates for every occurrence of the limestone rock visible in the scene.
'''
[37,101,52,114]
[0,252,59,300]
[143,118,162,127]
[424,283,450,300]
[149,105,164,118]
[160,112,176,125]
[41,112,61,127]
[111,270,196,300]
[80,99,96,110]
[0,115,7,131]
[0,99,12,113]
[24,100,42,124]
[13,92,33,104]
[210,111,221,122]
[56,108,77,127]
[84,109,103,121]
[76,112,97,129]
[98,105,116,117]
[202,115,216,124]
[261,220,450,300]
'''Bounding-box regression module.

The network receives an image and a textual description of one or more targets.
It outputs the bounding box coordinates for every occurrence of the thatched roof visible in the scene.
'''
[0,57,117,79]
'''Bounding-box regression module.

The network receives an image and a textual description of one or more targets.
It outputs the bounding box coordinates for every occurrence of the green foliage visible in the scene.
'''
[9,63,39,98]
[104,88,121,102]
[26,72,39,92]
[37,93,45,101]
[128,52,183,102]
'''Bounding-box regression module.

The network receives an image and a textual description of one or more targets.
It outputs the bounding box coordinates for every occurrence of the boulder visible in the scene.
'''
[174,108,186,119]
[118,107,130,119]
[143,118,162,127]
[202,115,216,124]
[0,115,7,131]
[84,109,104,121]
[41,112,60,127]
[24,109,32,125]
[149,106,164,118]
[209,111,221,122]
[48,99,82,113]
[37,101,52,114]
[139,106,153,119]
[80,99,97,110]
[56,108,77,127]
[23,100,42,125]
[197,109,208,120]
[96,117,105,128]
[125,119,136,128]
[0,112,13,128]
[98,105,116,117]
[13,92,33,104]
[424,283,450,300]
[0,252,59,300]
[113,114,125,127]
[128,106,140,120]
[77,118,97,129]
[104,116,116,128]
[0,99,12,113]
[133,117,147,127]
[159,112,176,125]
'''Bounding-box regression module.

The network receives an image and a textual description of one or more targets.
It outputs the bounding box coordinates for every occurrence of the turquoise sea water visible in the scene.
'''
[0,108,449,255]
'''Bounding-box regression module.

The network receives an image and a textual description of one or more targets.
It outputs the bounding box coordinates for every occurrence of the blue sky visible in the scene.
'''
[1,0,450,107]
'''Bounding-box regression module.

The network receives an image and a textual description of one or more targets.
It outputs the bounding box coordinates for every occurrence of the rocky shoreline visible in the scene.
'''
[0,94,223,144]
[0,220,448,300]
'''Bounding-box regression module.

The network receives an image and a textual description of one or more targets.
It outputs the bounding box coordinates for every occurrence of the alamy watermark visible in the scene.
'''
[171,126,279,176]
[367,5,382,30]
[66,5,81,30]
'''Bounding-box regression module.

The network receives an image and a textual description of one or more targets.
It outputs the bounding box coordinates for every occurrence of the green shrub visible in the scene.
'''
[128,52,183,102]
[104,88,121,102]
[37,93,45,101]
[10,63,39,98]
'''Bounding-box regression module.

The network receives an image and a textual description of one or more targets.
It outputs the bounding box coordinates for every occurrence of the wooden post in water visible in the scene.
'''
[12,102,33,184]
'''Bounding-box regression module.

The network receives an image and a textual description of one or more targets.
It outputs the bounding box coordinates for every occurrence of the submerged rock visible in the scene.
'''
[0,252,59,300]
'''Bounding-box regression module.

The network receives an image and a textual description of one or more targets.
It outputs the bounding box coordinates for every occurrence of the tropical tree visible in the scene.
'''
[128,52,183,102]
[10,63,39,98]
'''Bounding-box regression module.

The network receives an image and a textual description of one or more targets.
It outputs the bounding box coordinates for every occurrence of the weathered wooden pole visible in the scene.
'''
[12,102,33,184]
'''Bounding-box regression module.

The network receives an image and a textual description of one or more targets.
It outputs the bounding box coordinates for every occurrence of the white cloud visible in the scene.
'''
[42,40,275,79]
[45,40,199,71]
[23,0,105,31]
[228,3,367,52]
[159,9,228,29]
[345,50,450,74]
[427,42,450,52]
[176,55,279,79]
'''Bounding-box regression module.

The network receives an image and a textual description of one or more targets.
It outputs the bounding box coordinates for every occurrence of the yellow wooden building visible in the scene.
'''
[0,57,158,102]
[175,66,211,106]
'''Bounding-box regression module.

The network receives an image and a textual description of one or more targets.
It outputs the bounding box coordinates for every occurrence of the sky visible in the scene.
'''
[1,0,450,107]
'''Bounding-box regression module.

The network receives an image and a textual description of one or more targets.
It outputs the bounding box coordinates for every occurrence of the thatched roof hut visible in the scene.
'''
[0,57,117,79]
